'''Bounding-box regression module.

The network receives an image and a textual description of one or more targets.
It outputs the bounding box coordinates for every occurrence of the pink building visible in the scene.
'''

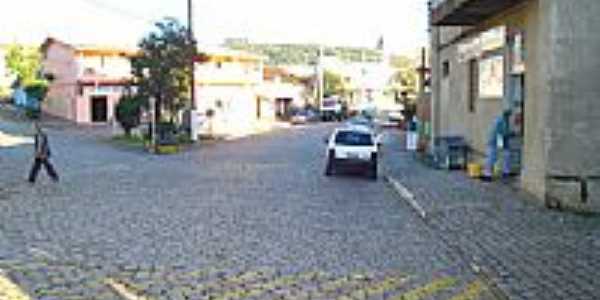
[41,38,137,124]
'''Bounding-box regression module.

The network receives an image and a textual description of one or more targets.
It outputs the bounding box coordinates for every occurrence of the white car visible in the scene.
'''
[324,126,379,180]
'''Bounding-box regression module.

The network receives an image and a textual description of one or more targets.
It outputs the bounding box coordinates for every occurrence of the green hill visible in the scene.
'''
[223,39,384,66]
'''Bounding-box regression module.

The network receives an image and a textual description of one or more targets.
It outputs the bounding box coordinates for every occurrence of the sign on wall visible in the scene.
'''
[479,55,504,99]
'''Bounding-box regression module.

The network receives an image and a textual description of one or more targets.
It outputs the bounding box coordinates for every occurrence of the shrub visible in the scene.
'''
[24,81,48,102]
[116,95,144,136]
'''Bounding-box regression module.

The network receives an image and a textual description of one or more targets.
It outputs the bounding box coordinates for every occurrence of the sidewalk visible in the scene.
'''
[383,131,600,300]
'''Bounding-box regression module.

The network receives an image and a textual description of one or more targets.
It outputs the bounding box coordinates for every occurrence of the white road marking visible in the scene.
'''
[384,175,427,219]
[106,278,153,300]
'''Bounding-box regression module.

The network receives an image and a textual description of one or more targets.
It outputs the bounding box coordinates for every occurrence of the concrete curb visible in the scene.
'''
[384,174,427,220]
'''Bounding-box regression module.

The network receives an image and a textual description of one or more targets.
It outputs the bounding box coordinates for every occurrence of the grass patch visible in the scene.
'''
[111,134,147,147]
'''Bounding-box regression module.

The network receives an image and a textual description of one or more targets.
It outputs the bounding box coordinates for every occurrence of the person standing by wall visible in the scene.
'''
[28,122,59,184]
[482,109,512,181]
[406,115,419,151]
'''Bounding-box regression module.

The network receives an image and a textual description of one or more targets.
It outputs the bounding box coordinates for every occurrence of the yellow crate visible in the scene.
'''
[467,163,482,178]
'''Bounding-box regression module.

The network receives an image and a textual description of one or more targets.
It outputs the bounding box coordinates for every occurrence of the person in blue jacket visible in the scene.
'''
[482,109,512,181]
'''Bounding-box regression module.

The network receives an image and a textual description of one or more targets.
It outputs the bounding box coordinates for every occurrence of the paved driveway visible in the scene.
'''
[0,118,496,299]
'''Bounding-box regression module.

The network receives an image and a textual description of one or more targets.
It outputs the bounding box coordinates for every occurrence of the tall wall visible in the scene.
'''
[430,26,473,147]
[540,0,600,210]
[430,27,442,148]
[42,43,79,121]
[520,0,548,202]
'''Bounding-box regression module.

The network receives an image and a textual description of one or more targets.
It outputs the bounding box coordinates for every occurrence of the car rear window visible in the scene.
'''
[335,131,373,146]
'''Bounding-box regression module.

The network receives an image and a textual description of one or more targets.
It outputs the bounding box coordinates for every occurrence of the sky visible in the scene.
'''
[0,0,429,54]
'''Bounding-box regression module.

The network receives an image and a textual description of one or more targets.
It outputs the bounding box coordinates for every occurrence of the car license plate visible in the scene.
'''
[347,152,360,159]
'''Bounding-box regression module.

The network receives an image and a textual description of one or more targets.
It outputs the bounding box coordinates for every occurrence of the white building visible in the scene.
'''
[0,45,14,97]
[194,47,268,138]
[321,56,396,111]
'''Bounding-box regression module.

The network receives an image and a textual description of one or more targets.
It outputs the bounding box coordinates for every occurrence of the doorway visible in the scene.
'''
[91,96,108,122]
[275,98,292,121]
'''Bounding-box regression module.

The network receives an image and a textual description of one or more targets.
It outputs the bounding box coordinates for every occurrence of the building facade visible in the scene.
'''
[429,0,600,211]
[41,38,137,124]
[194,47,267,138]
[260,66,312,120]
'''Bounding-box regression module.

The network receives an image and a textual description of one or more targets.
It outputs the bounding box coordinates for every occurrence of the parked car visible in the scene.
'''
[291,109,320,125]
[375,110,404,128]
[346,116,382,140]
[305,109,320,122]
[290,112,308,125]
[324,126,379,180]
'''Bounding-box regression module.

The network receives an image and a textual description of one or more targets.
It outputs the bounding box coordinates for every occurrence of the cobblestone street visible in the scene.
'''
[0,117,497,299]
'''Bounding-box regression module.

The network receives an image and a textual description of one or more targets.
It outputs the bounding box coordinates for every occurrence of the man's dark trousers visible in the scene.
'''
[28,158,59,183]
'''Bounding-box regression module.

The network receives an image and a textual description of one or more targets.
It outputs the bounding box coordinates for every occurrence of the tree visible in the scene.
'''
[390,55,418,97]
[131,17,196,125]
[324,70,344,97]
[5,44,42,86]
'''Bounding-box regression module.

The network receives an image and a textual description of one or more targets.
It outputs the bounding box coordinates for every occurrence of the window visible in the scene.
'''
[468,59,479,113]
[442,60,450,78]
[335,131,373,146]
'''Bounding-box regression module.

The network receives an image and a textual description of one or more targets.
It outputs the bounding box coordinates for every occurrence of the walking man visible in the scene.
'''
[28,122,59,184]
[482,109,512,181]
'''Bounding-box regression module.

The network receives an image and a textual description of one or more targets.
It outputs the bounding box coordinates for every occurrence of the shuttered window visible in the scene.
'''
[468,59,478,113]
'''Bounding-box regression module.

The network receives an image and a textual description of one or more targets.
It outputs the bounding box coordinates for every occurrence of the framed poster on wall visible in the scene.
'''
[479,55,504,99]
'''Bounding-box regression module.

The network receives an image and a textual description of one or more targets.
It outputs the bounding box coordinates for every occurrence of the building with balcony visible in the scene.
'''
[40,37,137,124]
[429,0,600,211]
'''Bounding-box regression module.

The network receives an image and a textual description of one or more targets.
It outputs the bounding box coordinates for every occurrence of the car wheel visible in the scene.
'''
[325,151,335,176]
[368,156,378,180]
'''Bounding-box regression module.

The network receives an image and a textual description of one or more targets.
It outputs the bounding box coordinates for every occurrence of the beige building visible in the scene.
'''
[41,38,137,124]
[430,0,600,211]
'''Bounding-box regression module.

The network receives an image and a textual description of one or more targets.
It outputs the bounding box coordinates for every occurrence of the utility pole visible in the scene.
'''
[318,45,324,110]
[188,0,196,111]
[188,0,198,141]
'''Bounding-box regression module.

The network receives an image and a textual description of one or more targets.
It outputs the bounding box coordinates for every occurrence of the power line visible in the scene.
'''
[78,0,156,26]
